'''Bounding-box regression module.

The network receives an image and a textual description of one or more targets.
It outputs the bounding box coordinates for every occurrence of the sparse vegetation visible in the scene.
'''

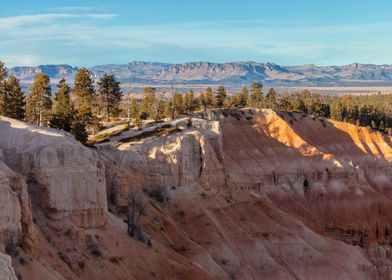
[118,126,181,143]
[91,124,129,143]
[1,57,392,144]
[127,190,147,242]
[144,186,166,203]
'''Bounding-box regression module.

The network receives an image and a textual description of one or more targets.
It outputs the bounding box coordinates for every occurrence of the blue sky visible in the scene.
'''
[1,0,392,67]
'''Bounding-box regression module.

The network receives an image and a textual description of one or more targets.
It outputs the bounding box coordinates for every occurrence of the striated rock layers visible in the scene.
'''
[0,117,107,228]
[102,109,392,279]
[3,109,392,279]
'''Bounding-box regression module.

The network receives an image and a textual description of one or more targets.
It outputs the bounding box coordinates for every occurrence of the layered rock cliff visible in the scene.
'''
[2,109,392,279]
[101,109,392,279]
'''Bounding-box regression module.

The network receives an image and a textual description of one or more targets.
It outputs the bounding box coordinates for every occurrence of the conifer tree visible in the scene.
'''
[0,61,7,81]
[240,86,249,107]
[184,90,197,113]
[278,92,293,111]
[205,87,214,109]
[25,73,52,126]
[164,98,175,119]
[291,95,306,112]
[265,87,277,109]
[215,85,227,108]
[1,76,25,120]
[97,74,123,122]
[50,78,73,131]
[71,116,88,145]
[249,82,263,108]
[72,68,95,125]
[129,97,139,119]
[199,92,207,112]
[173,92,184,116]
[153,92,165,123]
[140,87,156,119]
[0,61,8,114]
[188,89,198,113]
[330,99,345,121]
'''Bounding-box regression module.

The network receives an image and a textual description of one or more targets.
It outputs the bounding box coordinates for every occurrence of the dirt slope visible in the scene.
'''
[2,109,392,279]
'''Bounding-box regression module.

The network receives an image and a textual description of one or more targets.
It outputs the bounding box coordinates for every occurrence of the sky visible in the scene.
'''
[1,0,392,67]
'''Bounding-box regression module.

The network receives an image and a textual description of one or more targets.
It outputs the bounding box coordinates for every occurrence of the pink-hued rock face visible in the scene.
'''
[0,117,107,228]
[2,108,392,279]
[102,109,392,279]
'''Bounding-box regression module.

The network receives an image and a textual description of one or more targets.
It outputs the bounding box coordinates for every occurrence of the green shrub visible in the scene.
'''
[118,126,181,143]
[91,125,129,143]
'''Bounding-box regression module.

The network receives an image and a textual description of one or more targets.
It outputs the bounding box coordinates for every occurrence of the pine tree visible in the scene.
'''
[249,82,263,108]
[140,87,156,119]
[188,89,197,113]
[0,61,9,114]
[97,74,123,122]
[153,92,165,123]
[199,92,207,112]
[72,68,95,125]
[278,93,292,111]
[1,76,25,120]
[215,85,227,108]
[330,99,345,121]
[71,116,88,145]
[240,86,249,107]
[205,87,214,109]
[184,90,197,113]
[50,78,73,131]
[0,61,7,81]
[291,96,306,112]
[265,88,277,109]
[173,92,184,116]
[359,105,371,126]
[164,98,175,119]
[25,73,52,126]
[184,91,191,114]
[129,97,139,119]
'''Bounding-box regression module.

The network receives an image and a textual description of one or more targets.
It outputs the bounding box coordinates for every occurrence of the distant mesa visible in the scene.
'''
[9,61,392,87]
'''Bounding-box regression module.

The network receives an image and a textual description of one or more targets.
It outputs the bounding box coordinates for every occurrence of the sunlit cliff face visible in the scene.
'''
[1,109,392,279]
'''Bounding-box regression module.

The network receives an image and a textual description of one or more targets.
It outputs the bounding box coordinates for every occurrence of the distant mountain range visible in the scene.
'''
[10,61,392,87]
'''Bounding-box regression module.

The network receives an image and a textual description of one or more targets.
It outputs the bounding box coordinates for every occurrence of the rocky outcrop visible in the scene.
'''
[3,108,392,279]
[0,161,35,255]
[0,117,107,228]
[0,253,17,280]
[0,162,22,240]
[99,109,392,279]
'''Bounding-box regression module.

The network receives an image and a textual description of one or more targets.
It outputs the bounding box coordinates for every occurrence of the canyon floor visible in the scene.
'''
[1,108,392,279]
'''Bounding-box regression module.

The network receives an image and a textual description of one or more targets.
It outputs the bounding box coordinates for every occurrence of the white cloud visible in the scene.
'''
[0,13,117,30]
[52,6,93,12]
[1,13,392,66]
[85,14,118,20]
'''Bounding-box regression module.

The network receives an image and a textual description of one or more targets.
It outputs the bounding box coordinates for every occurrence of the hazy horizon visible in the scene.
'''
[9,60,392,69]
